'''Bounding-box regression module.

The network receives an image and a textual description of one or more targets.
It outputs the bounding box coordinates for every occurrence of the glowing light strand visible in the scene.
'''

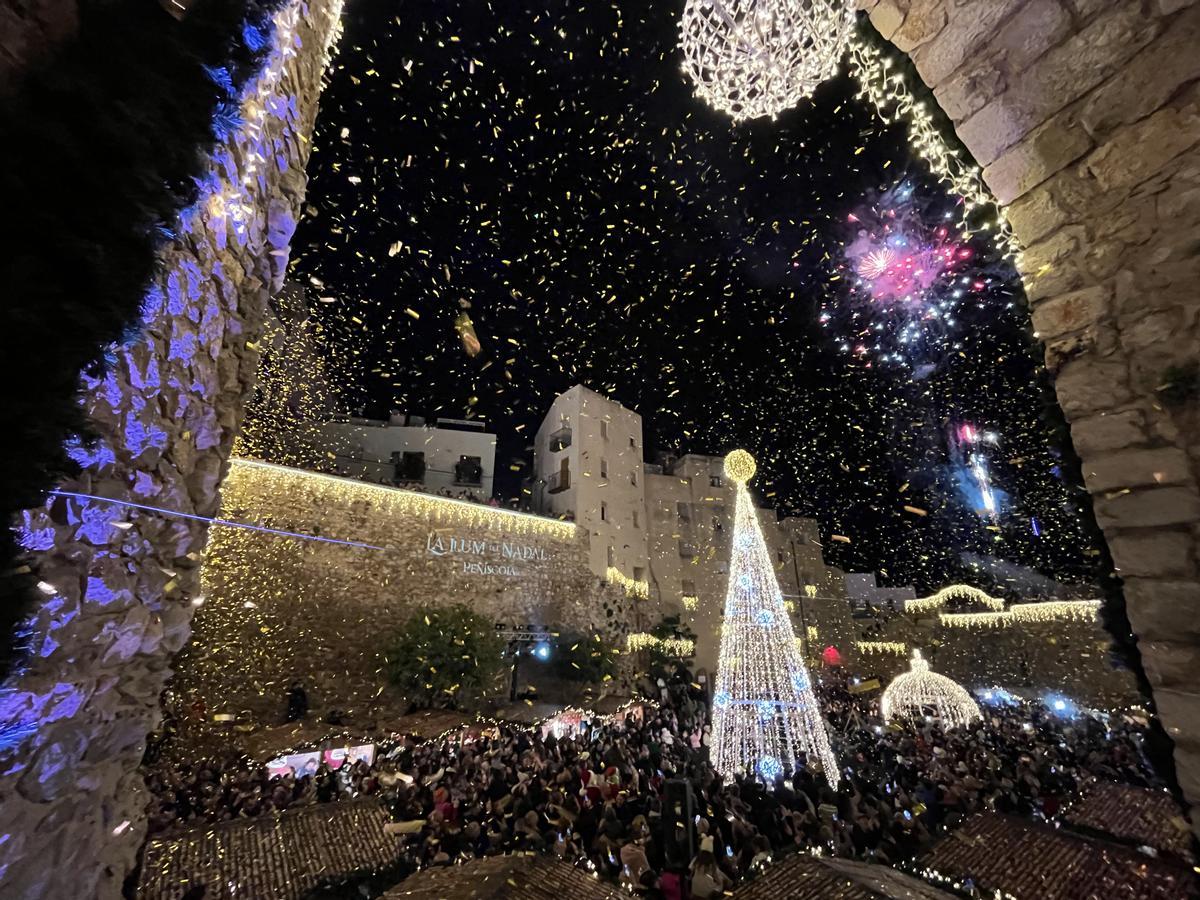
[854,640,907,655]
[626,633,695,656]
[230,459,577,539]
[711,451,838,786]
[882,650,982,730]
[906,583,1006,615]
[848,35,1021,263]
[939,600,1102,629]
[606,567,650,600]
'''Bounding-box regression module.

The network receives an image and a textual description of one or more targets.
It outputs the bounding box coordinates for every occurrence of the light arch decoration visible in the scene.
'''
[882,650,982,730]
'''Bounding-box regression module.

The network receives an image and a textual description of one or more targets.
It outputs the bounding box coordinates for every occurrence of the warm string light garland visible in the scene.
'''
[854,640,907,655]
[710,451,838,786]
[679,0,856,121]
[939,599,1102,629]
[905,583,1006,615]
[847,35,1022,263]
[681,594,699,610]
[606,566,650,600]
[626,632,696,656]
[881,650,982,730]
[228,459,578,540]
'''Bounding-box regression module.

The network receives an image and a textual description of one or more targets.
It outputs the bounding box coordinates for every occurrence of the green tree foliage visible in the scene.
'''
[385,605,503,709]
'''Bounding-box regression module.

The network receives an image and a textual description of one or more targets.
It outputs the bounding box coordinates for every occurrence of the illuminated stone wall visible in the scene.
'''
[859,0,1200,833]
[174,460,633,726]
[0,3,342,897]
[856,610,1139,710]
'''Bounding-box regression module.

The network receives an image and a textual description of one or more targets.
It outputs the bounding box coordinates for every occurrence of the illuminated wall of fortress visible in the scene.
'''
[173,461,634,726]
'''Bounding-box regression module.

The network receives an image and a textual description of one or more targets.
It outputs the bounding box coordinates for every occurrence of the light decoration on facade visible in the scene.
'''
[882,650,982,730]
[940,599,1102,629]
[847,34,1022,264]
[711,451,838,786]
[680,0,856,122]
[906,583,1006,615]
[681,594,699,610]
[854,640,907,655]
[938,611,1009,629]
[626,633,695,657]
[1010,599,1102,623]
[227,459,577,539]
[606,567,650,600]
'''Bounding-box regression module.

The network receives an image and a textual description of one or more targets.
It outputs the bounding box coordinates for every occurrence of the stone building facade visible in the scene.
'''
[854,605,1139,710]
[174,460,633,726]
[532,387,856,674]
[643,455,855,675]
[534,385,651,585]
[0,3,342,896]
[860,0,1200,831]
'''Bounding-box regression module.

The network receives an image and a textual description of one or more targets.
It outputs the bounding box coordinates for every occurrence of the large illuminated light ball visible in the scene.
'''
[724,449,757,484]
[680,0,856,122]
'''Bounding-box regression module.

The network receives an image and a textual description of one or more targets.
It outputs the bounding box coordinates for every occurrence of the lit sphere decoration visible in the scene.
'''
[680,0,856,122]
[724,449,757,483]
[881,650,983,731]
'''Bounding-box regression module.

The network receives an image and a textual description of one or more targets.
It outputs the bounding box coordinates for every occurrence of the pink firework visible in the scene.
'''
[845,216,968,305]
[859,248,895,280]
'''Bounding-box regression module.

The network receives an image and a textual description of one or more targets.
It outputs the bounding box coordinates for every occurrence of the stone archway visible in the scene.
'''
[859,0,1200,833]
[0,2,343,896]
[1,3,1197,896]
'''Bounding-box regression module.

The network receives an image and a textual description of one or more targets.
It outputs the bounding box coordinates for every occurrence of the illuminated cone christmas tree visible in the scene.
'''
[711,450,838,786]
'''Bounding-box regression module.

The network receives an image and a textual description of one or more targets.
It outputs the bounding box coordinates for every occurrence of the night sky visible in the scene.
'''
[286,1,1104,594]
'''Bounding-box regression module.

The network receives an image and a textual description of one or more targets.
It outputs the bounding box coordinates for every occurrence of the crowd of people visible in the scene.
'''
[145,669,1160,897]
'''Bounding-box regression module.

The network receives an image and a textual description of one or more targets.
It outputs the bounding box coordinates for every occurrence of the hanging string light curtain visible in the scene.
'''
[882,650,982,730]
[680,0,856,121]
[710,451,839,786]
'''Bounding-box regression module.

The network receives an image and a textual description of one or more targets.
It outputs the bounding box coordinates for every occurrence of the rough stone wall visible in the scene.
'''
[858,611,1139,709]
[0,2,342,897]
[173,460,634,728]
[859,0,1200,830]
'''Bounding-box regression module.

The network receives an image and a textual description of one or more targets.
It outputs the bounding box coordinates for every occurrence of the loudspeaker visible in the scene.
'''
[662,778,695,867]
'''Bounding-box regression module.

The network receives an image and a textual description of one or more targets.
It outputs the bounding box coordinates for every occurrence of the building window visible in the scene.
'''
[710,474,723,487]
[716,560,728,574]
[601,501,608,522]
[631,469,638,486]
[634,566,645,582]
[393,450,425,484]
[629,436,636,449]
[549,458,570,494]
[713,515,723,533]
[454,455,483,486]
[549,419,572,452]
[601,420,609,441]
[677,502,690,522]
[632,509,639,528]
[777,548,785,563]
[600,458,608,479]
[607,545,615,567]
[682,579,696,595]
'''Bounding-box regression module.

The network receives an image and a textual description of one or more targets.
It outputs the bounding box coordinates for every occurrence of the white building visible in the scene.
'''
[844,573,916,610]
[532,386,649,585]
[313,414,497,498]
[532,387,854,675]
